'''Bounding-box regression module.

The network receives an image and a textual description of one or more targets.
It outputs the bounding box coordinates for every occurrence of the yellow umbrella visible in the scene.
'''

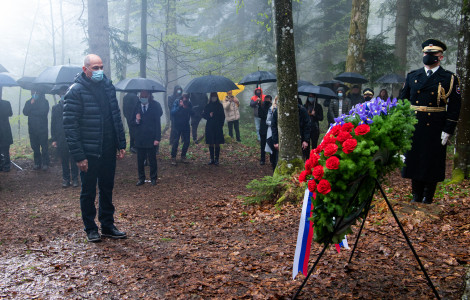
[218,84,245,100]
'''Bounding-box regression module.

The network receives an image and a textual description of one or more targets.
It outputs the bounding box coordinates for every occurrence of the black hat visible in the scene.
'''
[422,39,447,53]
[363,88,374,96]
[352,84,360,89]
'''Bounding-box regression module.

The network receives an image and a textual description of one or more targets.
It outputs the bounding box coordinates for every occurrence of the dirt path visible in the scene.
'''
[0,142,469,299]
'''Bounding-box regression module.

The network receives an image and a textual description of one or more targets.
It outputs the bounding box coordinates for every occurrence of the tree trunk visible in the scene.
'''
[140,0,147,78]
[273,0,303,175]
[394,0,410,76]
[453,0,470,181]
[49,0,56,65]
[119,0,132,123]
[345,0,369,74]
[162,0,177,133]
[87,0,111,78]
[60,0,65,65]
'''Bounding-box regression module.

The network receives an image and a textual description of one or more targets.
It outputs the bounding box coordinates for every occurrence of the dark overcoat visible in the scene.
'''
[23,95,49,137]
[132,100,162,148]
[202,101,225,145]
[51,100,69,154]
[400,66,461,182]
[0,100,13,147]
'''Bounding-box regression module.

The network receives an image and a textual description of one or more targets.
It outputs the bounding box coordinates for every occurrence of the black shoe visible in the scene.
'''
[86,230,101,243]
[260,160,265,165]
[62,180,71,188]
[214,159,219,166]
[237,139,241,142]
[72,179,79,187]
[136,180,145,186]
[101,226,127,239]
[151,179,157,186]
[42,165,48,171]
[422,197,433,204]
[33,164,41,170]
[411,194,422,203]
[208,160,215,165]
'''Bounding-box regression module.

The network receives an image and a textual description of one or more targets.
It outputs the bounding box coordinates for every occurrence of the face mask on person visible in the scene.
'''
[177,90,182,95]
[211,97,218,102]
[255,91,261,97]
[307,97,315,103]
[364,96,372,102]
[90,70,104,82]
[338,92,343,98]
[139,98,148,104]
[60,95,65,101]
[423,53,439,66]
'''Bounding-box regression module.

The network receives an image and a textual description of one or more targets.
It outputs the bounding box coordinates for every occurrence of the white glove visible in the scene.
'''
[441,132,450,146]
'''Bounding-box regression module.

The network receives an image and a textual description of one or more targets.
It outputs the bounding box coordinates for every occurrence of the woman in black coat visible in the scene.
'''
[202,92,225,165]
[0,99,13,172]
[304,93,324,154]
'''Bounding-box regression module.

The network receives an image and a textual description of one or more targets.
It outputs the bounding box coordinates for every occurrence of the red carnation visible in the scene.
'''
[312,165,324,180]
[342,138,358,154]
[336,131,352,143]
[323,143,338,157]
[341,122,354,133]
[317,179,331,194]
[305,158,314,171]
[310,153,320,167]
[325,156,340,170]
[329,125,342,136]
[354,124,371,136]
[299,170,309,182]
[307,180,317,192]
[322,135,337,145]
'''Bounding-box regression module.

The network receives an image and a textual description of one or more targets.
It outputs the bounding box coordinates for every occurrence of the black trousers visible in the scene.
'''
[171,126,190,158]
[126,120,135,148]
[30,132,49,166]
[60,148,78,181]
[0,145,10,171]
[266,137,278,171]
[260,133,267,162]
[79,146,116,233]
[137,147,157,181]
[191,114,202,141]
[227,120,240,141]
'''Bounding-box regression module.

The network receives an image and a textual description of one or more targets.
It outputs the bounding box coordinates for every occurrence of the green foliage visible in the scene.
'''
[243,174,289,205]
[363,35,401,86]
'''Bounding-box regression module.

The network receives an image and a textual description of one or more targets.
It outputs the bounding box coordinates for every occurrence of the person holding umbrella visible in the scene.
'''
[304,93,323,152]
[23,91,50,170]
[0,97,13,172]
[250,87,265,141]
[170,93,193,165]
[348,85,363,107]
[202,92,225,165]
[328,87,351,125]
[378,89,389,100]
[222,90,241,142]
[258,94,273,165]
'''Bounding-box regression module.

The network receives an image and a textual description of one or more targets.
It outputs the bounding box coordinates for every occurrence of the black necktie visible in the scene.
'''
[427,70,432,77]
[143,105,147,113]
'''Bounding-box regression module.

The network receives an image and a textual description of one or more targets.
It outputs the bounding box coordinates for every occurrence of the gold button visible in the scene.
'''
[429,103,432,105]
[431,92,434,95]
[415,111,418,114]
[417,90,420,93]
[428,113,431,116]
[416,101,419,104]
[427,123,430,126]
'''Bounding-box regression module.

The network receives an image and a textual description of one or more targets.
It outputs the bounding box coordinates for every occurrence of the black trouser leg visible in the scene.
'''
[215,144,220,163]
[137,148,147,181]
[234,120,240,141]
[260,133,267,162]
[60,149,71,181]
[271,149,278,171]
[70,153,79,181]
[39,134,49,166]
[30,134,41,166]
[209,144,215,163]
[191,115,201,141]
[423,182,437,204]
[181,128,190,158]
[171,127,181,158]
[411,179,425,203]
[311,127,320,150]
[0,145,10,171]
[97,148,116,229]
[227,121,234,138]
[147,147,157,181]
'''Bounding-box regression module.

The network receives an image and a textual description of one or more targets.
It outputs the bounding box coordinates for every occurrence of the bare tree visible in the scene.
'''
[87,0,111,77]
[140,0,147,78]
[453,0,470,181]
[49,0,57,65]
[273,0,303,174]
[345,0,369,74]
[394,0,410,76]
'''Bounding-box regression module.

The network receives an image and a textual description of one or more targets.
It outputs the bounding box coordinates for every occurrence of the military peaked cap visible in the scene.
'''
[363,88,374,96]
[422,39,447,53]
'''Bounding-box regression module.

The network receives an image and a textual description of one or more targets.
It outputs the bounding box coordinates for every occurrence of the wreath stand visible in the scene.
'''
[292,177,441,300]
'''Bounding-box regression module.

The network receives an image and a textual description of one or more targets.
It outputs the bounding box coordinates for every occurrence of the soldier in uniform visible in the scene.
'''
[400,39,461,204]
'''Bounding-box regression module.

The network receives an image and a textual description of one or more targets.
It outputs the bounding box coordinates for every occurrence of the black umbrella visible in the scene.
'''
[376,73,406,84]
[298,80,314,87]
[50,84,71,94]
[185,75,239,93]
[0,64,8,73]
[34,64,82,85]
[17,76,53,93]
[298,85,338,99]
[0,73,18,87]
[115,78,166,93]
[334,72,368,84]
[318,79,349,92]
[239,70,276,86]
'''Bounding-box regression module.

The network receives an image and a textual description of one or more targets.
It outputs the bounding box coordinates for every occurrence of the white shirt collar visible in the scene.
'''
[424,65,440,75]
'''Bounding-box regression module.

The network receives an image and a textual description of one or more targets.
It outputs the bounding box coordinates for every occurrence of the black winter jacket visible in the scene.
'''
[51,100,68,153]
[63,72,126,162]
[271,104,311,145]
[0,100,13,147]
[202,100,225,145]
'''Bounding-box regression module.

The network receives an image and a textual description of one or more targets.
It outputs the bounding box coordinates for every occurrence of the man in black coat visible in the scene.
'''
[257,95,272,165]
[189,93,208,144]
[400,39,461,204]
[133,90,162,186]
[52,91,79,188]
[23,91,50,170]
[63,54,127,242]
[168,85,183,144]
[123,92,139,153]
[170,93,193,165]
[0,99,13,172]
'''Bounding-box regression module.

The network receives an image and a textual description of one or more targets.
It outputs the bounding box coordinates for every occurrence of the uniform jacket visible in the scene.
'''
[23,95,49,137]
[63,72,126,162]
[0,100,13,147]
[400,66,461,182]
[202,100,225,144]
[132,100,162,148]
[222,96,240,122]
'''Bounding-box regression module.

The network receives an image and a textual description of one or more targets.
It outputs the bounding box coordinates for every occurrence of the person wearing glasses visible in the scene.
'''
[63,54,127,243]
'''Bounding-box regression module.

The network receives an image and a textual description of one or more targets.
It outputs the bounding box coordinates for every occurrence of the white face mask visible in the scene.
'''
[338,93,343,97]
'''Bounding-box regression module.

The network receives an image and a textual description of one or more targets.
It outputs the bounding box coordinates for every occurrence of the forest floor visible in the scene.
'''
[0,130,469,299]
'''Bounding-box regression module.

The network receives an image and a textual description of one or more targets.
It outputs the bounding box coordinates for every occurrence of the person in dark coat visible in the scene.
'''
[202,92,225,165]
[170,93,193,165]
[23,91,50,170]
[189,93,208,144]
[349,85,364,107]
[168,85,183,144]
[133,90,162,186]
[63,54,127,243]
[0,99,13,172]
[258,94,272,165]
[328,87,352,125]
[304,93,324,154]
[123,92,139,153]
[400,39,461,204]
[363,88,374,102]
[51,90,79,187]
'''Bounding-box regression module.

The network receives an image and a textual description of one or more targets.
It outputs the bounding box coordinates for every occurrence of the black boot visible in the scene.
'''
[411,180,424,203]
[208,146,215,165]
[422,182,437,204]
[214,146,220,166]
